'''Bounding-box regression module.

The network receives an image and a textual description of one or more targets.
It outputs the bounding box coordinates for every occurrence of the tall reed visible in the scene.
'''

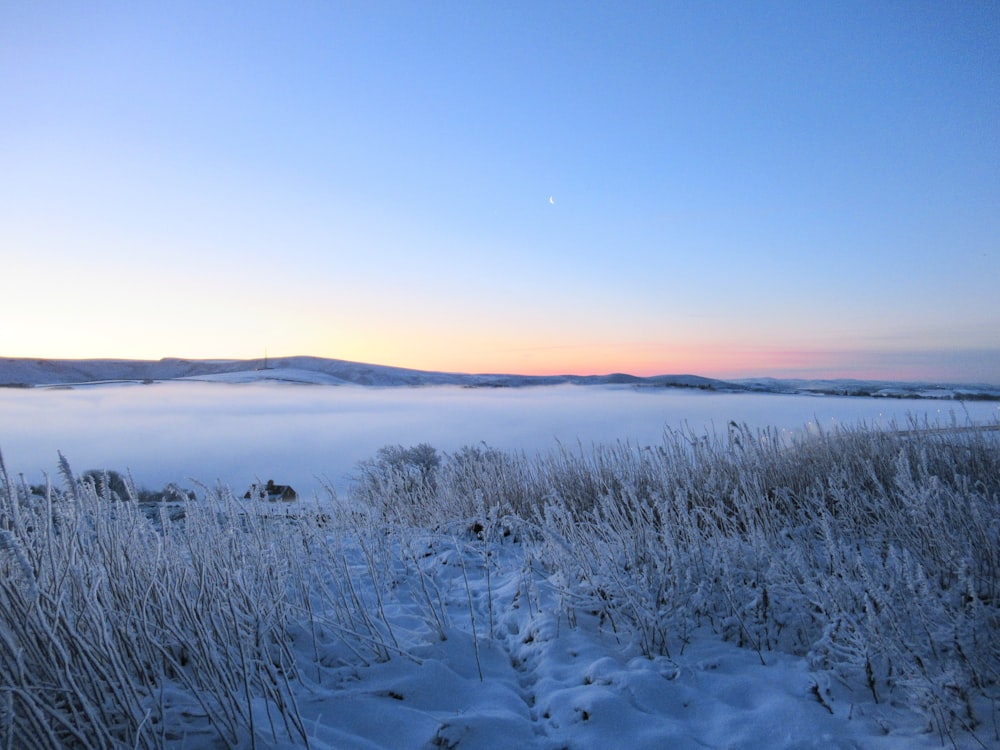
[2,415,997,747]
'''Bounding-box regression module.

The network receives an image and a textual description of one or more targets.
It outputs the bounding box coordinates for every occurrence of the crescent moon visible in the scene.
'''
[549,196,554,205]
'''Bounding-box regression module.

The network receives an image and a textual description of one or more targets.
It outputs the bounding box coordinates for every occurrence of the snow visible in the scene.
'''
[182,367,353,386]
[2,360,999,748]
[2,356,998,398]
[221,531,958,750]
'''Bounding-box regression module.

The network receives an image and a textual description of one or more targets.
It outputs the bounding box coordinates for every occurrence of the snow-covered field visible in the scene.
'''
[2,419,998,749]
[283,535,973,750]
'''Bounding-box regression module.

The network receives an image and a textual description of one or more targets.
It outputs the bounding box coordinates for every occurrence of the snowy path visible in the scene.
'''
[245,534,965,750]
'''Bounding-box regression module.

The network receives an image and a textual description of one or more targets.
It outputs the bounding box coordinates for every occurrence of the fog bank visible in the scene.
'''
[2,382,996,498]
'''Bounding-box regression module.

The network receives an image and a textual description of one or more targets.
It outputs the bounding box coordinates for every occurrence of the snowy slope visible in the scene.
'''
[0,356,738,389]
[181,367,354,386]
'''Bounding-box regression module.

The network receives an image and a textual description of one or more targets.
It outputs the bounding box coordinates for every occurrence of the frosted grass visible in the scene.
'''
[2,421,998,748]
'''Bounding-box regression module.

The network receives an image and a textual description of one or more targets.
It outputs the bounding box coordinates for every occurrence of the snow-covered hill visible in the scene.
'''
[0,356,740,389]
[1,356,997,400]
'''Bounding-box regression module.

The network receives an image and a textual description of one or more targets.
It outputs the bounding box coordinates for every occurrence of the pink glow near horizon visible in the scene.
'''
[2,340,997,384]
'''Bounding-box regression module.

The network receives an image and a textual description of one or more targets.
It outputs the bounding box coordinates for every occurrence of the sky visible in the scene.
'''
[2,1,998,382]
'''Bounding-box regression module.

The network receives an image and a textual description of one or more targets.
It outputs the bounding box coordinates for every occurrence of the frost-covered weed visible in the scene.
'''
[1,419,998,748]
[522,421,1000,744]
[343,424,999,744]
[0,458,314,749]
[353,423,995,744]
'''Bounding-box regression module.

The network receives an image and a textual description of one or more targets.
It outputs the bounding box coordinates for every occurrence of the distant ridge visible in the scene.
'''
[0,356,997,401]
[0,355,731,390]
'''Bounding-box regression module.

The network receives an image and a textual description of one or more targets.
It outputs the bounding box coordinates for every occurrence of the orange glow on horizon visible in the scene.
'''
[3,333,993,385]
[328,343,989,383]
[323,342,860,380]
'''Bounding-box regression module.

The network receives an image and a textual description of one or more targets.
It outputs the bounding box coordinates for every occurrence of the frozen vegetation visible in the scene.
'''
[1,418,999,749]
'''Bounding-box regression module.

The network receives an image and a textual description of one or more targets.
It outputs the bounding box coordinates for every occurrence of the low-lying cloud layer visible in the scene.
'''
[3,382,997,498]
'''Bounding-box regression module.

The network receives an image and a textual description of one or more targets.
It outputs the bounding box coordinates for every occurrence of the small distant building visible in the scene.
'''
[244,479,298,502]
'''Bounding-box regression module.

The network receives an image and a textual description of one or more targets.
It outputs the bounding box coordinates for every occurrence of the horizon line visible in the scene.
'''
[3,353,999,388]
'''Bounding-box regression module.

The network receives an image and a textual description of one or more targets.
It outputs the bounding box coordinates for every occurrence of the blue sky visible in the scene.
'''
[2,1,998,381]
